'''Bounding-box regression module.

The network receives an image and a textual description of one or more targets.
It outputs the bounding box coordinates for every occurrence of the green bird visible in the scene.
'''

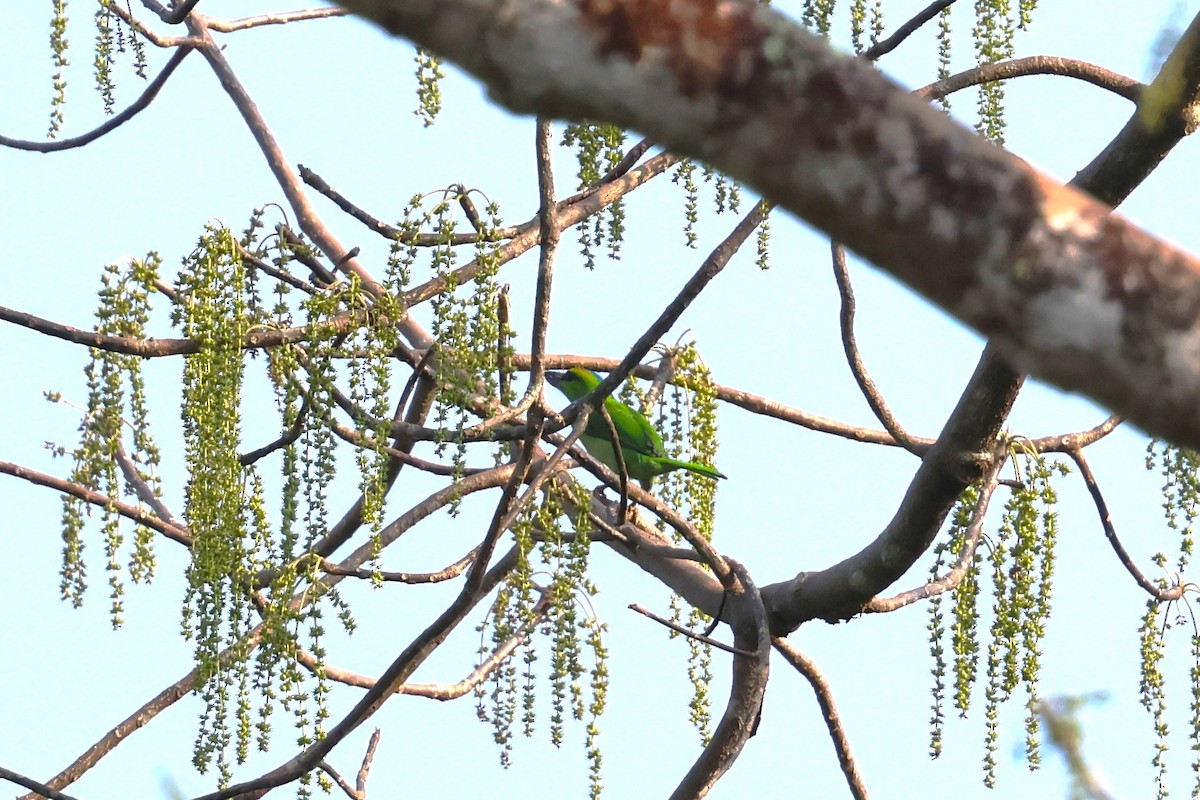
[546,367,727,490]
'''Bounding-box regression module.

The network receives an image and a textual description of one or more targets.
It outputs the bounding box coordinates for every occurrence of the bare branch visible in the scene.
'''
[320,548,477,584]
[772,638,869,800]
[1067,449,1187,601]
[0,461,192,547]
[299,165,523,243]
[670,558,769,799]
[112,3,198,46]
[239,398,311,466]
[629,603,752,656]
[208,7,351,32]
[142,0,202,25]
[528,117,560,392]
[916,55,1143,103]
[319,759,360,800]
[831,242,921,455]
[2,767,83,800]
[114,439,179,525]
[865,464,1002,612]
[237,242,320,295]
[862,0,956,60]
[761,350,1023,629]
[0,48,194,152]
[1031,414,1123,452]
[356,730,382,797]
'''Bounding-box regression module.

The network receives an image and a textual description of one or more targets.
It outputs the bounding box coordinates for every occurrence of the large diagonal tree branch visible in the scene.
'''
[335,0,1200,453]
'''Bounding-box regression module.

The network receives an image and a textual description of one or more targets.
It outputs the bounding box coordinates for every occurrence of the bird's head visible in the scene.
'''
[546,367,602,400]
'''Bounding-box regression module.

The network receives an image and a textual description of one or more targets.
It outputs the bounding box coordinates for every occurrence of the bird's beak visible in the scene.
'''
[545,371,565,389]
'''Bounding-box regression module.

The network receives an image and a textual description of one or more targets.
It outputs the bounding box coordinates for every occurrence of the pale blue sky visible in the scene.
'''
[3,2,1199,799]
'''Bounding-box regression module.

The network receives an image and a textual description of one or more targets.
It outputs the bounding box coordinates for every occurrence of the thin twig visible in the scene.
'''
[299,165,522,243]
[863,0,956,60]
[239,398,311,465]
[528,117,560,392]
[865,469,1001,612]
[320,548,477,584]
[1067,449,1186,601]
[599,136,653,182]
[208,7,350,32]
[772,638,869,800]
[831,242,921,454]
[628,603,753,656]
[114,439,179,525]
[0,461,192,547]
[238,242,319,294]
[598,403,632,522]
[319,759,361,800]
[355,730,382,797]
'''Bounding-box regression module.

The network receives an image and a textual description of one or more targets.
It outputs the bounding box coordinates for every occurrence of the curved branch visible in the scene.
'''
[831,242,921,454]
[297,585,552,698]
[629,603,751,656]
[771,638,869,800]
[916,55,1143,103]
[761,350,1023,629]
[0,47,194,152]
[670,558,769,799]
[1067,449,1186,601]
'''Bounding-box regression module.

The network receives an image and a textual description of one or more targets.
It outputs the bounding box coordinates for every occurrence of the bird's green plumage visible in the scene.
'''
[546,367,726,490]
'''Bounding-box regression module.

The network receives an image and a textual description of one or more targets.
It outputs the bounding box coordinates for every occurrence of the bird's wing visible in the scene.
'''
[602,395,667,458]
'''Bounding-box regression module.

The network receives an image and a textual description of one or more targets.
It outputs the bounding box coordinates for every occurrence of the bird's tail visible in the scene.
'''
[661,458,727,482]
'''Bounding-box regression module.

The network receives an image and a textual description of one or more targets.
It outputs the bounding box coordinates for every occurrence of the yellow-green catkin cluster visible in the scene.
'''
[1139,440,1200,800]
[794,1,1039,135]
[647,345,722,745]
[671,159,750,252]
[927,482,982,759]
[413,47,445,126]
[398,188,507,507]
[173,224,263,786]
[477,483,609,800]
[46,0,147,137]
[926,445,1066,787]
[562,122,627,268]
[57,254,164,626]
[801,0,884,51]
